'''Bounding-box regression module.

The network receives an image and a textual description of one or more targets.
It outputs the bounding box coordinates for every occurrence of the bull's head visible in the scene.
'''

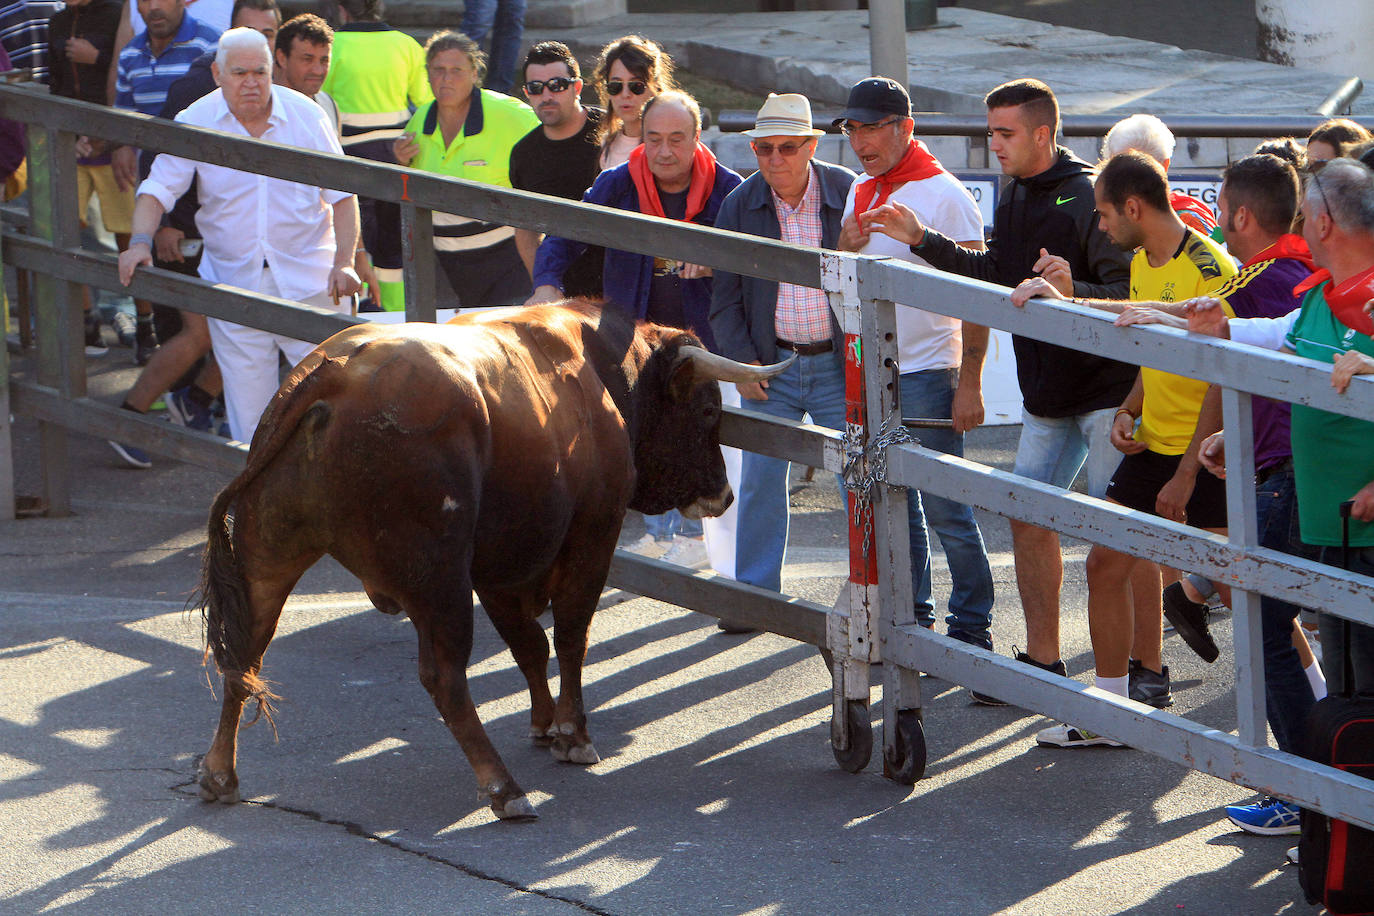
[631,334,793,519]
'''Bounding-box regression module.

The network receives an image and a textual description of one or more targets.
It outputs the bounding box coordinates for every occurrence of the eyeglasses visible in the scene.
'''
[524,76,574,96]
[607,79,648,97]
[840,117,902,138]
[1312,170,1333,220]
[751,139,813,158]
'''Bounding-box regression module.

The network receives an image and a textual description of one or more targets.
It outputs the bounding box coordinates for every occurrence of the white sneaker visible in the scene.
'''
[623,533,670,557]
[1035,723,1123,749]
[661,535,709,569]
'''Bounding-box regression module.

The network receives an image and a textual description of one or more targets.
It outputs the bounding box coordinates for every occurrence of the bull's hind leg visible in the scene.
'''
[476,588,557,744]
[409,591,534,820]
[547,581,606,766]
[200,565,310,803]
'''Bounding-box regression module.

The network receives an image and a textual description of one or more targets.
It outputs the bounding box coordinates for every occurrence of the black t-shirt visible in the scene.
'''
[646,187,688,331]
[510,107,605,299]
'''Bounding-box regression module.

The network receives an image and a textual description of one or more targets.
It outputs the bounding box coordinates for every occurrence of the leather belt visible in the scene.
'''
[1256,457,1294,486]
[775,337,833,356]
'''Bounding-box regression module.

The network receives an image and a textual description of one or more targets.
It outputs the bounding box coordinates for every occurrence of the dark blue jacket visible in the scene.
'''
[708,160,856,364]
[533,157,742,352]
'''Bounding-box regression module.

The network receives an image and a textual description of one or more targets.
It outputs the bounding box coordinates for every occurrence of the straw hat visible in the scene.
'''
[744,93,826,138]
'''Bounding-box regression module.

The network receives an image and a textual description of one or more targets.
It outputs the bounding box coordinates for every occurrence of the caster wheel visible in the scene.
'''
[882,708,926,785]
[832,698,873,773]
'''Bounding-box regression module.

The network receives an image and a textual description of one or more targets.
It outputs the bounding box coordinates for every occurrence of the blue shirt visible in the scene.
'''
[533,158,742,353]
[115,12,220,115]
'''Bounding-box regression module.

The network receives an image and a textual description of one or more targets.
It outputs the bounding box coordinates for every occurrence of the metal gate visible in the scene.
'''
[2,82,1372,832]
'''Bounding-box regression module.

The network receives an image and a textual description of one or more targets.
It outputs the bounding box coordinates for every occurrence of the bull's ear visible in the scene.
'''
[667,351,698,402]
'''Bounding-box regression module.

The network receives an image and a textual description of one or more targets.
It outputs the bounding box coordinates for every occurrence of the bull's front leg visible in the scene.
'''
[412,605,535,820]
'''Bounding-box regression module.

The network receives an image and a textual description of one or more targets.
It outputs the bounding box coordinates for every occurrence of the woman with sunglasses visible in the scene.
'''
[591,35,676,170]
[393,30,539,309]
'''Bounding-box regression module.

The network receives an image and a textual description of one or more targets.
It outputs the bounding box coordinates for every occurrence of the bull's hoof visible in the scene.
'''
[530,724,556,746]
[197,766,241,804]
[550,740,600,765]
[493,795,538,820]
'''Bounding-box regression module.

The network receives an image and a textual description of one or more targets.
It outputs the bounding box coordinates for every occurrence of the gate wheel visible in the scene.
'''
[832,699,872,773]
[883,709,926,785]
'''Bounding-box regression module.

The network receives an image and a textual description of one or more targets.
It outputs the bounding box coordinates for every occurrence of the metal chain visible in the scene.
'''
[841,416,916,560]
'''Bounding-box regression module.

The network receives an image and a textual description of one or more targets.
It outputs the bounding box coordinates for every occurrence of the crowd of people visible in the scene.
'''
[8,0,1374,857]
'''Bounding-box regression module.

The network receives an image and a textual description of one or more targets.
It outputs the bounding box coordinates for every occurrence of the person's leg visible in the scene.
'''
[1011,409,1092,666]
[1318,544,1374,694]
[899,368,994,646]
[122,310,213,412]
[484,0,527,94]
[734,350,807,593]
[206,317,278,443]
[460,0,497,43]
[1086,539,1144,681]
[1129,561,1165,673]
[1253,469,1315,753]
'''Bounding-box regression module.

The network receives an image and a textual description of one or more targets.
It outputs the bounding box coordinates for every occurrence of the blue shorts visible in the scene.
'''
[1012,406,1118,499]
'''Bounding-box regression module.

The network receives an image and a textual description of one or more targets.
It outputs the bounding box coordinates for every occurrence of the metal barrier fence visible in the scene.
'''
[3,83,1373,832]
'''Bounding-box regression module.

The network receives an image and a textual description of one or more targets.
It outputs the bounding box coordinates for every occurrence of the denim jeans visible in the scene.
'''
[1318,541,1374,696]
[1012,405,1119,499]
[735,347,847,593]
[460,0,527,94]
[1255,467,1319,753]
[645,508,702,541]
[900,368,995,647]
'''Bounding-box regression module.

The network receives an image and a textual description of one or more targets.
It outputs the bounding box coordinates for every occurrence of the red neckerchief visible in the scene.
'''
[1298,263,1374,336]
[628,142,718,223]
[1248,233,1316,271]
[853,139,948,214]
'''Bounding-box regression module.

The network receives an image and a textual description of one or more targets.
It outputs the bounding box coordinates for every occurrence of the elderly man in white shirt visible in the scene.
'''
[118,27,361,443]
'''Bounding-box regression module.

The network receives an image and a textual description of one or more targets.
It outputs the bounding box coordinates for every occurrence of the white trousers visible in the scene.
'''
[206,266,340,443]
[702,382,742,579]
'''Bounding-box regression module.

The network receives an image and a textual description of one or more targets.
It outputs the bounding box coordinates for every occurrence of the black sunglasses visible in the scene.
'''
[524,76,574,96]
[607,79,648,97]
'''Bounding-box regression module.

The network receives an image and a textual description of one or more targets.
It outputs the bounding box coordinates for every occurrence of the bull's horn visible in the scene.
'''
[674,345,796,383]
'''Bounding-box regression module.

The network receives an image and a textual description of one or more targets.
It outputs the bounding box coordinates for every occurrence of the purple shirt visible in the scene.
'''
[1216,249,1312,470]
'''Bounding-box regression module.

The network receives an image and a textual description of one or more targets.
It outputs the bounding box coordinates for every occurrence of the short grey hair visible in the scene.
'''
[216,26,271,69]
[1307,157,1374,233]
[1102,113,1176,164]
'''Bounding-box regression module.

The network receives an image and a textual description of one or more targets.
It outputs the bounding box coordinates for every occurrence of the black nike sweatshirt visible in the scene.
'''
[916,148,1136,418]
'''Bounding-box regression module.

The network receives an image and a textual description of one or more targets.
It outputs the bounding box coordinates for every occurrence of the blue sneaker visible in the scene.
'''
[108,440,152,469]
[165,387,214,433]
[1225,796,1300,835]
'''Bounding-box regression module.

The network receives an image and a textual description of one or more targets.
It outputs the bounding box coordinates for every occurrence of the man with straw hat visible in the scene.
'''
[709,92,856,631]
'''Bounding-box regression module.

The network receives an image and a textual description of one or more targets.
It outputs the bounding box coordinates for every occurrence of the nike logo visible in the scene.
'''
[1056,196,1076,205]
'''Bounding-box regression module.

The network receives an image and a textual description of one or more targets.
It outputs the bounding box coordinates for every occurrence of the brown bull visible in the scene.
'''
[194,301,790,819]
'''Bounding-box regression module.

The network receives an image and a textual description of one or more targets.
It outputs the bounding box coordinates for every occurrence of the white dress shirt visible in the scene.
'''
[139,84,350,301]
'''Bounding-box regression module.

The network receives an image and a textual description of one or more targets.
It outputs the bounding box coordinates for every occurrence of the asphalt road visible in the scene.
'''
[0,350,1314,915]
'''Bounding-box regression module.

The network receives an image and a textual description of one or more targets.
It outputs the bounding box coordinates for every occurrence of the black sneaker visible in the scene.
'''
[1162,581,1219,662]
[84,313,108,356]
[1128,658,1173,708]
[1014,650,1068,677]
[134,317,159,366]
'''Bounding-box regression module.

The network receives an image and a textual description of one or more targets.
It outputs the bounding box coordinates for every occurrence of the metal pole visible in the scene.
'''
[0,232,14,525]
[401,202,437,323]
[867,0,909,87]
[1222,386,1266,746]
[28,126,83,517]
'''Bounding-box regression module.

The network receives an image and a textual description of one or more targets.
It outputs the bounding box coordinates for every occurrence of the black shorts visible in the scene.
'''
[1105,448,1228,529]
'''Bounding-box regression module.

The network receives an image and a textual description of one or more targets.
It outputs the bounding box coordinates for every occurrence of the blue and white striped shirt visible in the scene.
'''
[115,13,220,116]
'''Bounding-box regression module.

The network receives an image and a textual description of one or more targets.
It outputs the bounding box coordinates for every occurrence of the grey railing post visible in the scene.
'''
[0,233,13,525]
[28,126,84,517]
[401,201,436,323]
[1221,386,1265,746]
[861,286,923,781]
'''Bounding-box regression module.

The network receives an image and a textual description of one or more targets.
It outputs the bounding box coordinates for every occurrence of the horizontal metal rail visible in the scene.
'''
[716,109,1374,137]
[0,84,824,292]
[890,624,1374,831]
[884,440,1374,627]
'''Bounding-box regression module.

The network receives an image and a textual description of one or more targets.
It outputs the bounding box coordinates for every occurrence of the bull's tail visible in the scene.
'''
[189,348,350,727]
